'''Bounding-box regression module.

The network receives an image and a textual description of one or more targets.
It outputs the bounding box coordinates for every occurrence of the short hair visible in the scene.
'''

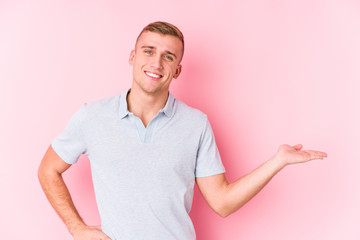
[136,21,185,61]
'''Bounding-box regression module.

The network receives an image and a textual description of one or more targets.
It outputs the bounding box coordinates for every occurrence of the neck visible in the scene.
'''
[127,86,169,127]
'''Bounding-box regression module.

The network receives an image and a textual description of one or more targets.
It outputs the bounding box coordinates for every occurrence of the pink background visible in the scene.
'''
[1,0,359,239]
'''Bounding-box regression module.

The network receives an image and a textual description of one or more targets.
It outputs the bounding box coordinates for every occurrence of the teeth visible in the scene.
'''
[146,71,161,78]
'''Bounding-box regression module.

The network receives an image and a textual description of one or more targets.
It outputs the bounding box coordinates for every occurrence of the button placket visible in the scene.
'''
[132,113,162,144]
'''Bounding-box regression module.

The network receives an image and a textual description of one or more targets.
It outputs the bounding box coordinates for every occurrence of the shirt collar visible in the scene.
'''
[118,89,175,119]
[119,89,131,119]
[160,92,175,118]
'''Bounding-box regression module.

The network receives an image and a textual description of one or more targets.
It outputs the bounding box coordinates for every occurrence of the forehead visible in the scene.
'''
[135,31,183,54]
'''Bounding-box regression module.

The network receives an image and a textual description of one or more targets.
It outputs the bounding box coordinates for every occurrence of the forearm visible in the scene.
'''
[198,144,327,218]
[222,155,286,216]
[38,171,85,235]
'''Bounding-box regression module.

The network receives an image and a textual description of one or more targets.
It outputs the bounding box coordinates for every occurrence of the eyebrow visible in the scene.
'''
[141,45,177,59]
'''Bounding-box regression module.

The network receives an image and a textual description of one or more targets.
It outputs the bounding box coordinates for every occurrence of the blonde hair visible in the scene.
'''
[136,21,185,61]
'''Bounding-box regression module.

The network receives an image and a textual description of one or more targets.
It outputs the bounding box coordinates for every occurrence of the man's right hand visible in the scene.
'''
[72,225,111,240]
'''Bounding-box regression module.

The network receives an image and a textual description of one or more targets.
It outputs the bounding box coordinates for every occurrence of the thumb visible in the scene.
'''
[292,144,303,151]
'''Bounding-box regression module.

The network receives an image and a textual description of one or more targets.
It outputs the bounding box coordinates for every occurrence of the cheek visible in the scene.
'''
[133,59,145,71]
[165,64,178,74]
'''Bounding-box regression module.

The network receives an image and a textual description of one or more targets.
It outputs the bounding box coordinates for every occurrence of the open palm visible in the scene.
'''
[276,144,327,165]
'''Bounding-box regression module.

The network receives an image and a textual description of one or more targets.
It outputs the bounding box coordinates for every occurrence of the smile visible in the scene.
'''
[145,71,162,79]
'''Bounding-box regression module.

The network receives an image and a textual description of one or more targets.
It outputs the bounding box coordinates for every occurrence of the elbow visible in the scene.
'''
[213,199,247,218]
[37,163,59,185]
[37,165,48,186]
[37,162,49,182]
[37,164,44,182]
[213,204,233,218]
[218,211,231,218]
[211,191,235,218]
[216,208,232,218]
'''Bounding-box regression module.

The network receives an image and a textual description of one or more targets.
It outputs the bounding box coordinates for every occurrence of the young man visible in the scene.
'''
[38,21,327,240]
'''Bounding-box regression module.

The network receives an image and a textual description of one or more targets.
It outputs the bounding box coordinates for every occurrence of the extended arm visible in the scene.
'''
[196,144,327,217]
[38,145,111,240]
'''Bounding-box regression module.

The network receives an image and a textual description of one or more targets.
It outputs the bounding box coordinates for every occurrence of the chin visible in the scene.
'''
[140,86,162,95]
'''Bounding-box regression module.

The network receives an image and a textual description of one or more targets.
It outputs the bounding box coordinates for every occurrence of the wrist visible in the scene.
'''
[68,220,87,236]
[268,154,288,171]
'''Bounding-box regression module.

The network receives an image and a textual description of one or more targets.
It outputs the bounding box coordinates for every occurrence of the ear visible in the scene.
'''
[173,64,182,79]
[129,50,135,66]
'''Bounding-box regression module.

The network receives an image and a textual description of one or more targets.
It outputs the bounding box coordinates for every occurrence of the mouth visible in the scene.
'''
[145,71,163,79]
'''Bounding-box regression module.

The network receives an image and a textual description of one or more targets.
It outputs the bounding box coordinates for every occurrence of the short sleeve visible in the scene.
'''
[51,104,88,164]
[195,117,226,177]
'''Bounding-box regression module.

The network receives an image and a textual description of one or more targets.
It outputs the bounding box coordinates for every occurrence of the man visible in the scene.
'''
[38,21,327,240]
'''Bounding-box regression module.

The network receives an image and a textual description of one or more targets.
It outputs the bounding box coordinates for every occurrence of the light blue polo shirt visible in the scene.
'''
[52,89,225,240]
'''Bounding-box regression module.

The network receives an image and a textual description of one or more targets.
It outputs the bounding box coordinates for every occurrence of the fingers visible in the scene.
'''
[96,226,111,240]
[100,232,112,240]
[292,144,303,151]
[291,144,327,159]
[97,226,112,240]
[304,150,328,160]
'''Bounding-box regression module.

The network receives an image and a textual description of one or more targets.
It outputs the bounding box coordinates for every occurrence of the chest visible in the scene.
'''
[83,115,202,180]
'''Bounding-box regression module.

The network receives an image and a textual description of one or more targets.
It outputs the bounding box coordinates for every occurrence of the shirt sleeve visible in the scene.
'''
[195,117,226,177]
[51,104,88,164]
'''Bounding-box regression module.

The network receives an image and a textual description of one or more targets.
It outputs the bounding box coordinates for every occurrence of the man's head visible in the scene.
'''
[135,21,184,62]
[129,21,184,96]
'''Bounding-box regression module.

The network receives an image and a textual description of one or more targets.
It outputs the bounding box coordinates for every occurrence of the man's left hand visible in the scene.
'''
[275,144,328,166]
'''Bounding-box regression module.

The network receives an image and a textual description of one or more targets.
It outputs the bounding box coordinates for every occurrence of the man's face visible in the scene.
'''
[129,31,183,95]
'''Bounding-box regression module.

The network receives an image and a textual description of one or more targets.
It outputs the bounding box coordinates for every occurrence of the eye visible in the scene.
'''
[164,55,174,61]
[144,50,152,55]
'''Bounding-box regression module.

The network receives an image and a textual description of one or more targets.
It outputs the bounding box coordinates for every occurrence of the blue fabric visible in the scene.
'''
[52,89,225,240]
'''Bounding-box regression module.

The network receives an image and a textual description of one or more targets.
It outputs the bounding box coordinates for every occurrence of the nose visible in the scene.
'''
[150,55,163,69]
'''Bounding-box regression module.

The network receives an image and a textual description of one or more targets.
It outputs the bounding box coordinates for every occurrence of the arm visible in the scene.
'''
[38,145,111,240]
[196,144,328,218]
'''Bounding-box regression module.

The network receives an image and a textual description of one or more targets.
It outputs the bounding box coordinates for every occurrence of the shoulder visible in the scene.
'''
[174,98,208,125]
[82,95,121,116]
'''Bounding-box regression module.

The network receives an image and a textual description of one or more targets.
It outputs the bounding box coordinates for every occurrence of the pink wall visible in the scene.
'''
[1,0,359,239]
